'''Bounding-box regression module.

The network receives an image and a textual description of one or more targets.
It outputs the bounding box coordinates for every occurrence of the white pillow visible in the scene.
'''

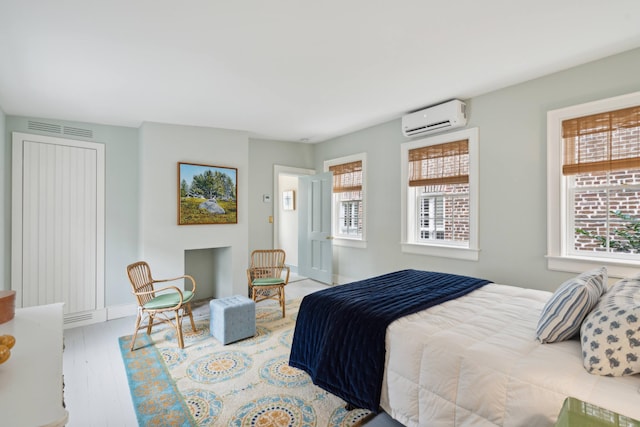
[581,274,640,376]
[536,267,607,343]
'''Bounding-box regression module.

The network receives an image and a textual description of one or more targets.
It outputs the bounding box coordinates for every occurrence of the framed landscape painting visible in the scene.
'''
[178,162,237,225]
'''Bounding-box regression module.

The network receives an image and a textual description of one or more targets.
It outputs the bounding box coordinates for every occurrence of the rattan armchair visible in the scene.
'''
[247,249,290,317]
[126,261,197,350]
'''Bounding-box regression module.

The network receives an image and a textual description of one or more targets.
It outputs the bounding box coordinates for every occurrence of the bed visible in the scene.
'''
[289,269,640,426]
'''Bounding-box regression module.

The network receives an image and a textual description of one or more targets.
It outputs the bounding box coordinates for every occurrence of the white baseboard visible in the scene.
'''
[333,274,357,285]
[61,304,136,329]
[107,303,137,320]
[63,302,194,327]
[63,308,107,329]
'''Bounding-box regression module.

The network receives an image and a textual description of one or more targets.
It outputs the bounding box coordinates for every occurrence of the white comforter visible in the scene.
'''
[380,283,640,426]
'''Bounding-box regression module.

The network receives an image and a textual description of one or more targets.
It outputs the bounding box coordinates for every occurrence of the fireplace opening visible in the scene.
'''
[184,247,233,301]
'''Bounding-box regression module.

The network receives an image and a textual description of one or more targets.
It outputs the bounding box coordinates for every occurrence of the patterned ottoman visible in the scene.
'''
[209,295,256,344]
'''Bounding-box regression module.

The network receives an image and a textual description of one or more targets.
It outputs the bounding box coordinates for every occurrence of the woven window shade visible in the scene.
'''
[562,105,640,175]
[408,140,469,187]
[329,160,362,193]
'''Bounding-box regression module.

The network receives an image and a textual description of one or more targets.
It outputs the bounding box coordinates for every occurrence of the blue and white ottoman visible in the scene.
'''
[209,295,256,344]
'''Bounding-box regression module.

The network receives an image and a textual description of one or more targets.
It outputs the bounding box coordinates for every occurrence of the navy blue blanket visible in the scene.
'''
[288,269,491,412]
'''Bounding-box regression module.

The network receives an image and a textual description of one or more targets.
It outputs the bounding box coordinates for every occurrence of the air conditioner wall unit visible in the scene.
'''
[402,99,467,137]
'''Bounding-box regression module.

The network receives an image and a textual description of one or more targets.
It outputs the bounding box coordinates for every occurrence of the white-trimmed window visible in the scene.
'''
[401,128,479,261]
[419,195,446,241]
[547,92,640,278]
[324,153,366,248]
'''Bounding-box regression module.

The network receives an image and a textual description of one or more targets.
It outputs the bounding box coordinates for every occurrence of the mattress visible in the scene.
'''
[289,269,490,411]
[380,283,640,427]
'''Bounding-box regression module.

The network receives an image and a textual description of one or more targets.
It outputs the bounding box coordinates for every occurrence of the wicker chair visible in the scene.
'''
[126,261,197,350]
[247,249,290,317]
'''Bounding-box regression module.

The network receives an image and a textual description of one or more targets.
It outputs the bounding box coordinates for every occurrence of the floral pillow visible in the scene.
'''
[581,274,640,376]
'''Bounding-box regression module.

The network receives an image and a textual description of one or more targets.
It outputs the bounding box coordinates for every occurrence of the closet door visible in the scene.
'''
[12,132,105,324]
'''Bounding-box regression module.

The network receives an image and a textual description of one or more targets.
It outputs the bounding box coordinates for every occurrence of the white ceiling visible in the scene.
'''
[1,1,639,143]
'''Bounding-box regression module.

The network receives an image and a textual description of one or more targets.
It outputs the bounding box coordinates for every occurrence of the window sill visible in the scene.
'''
[333,238,367,249]
[546,255,640,279]
[401,243,479,261]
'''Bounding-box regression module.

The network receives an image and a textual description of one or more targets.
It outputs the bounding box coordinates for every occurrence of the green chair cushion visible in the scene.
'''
[252,278,285,286]
[143,290,194,310]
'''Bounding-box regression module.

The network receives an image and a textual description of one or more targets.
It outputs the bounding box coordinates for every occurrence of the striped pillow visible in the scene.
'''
[536,267,607,343]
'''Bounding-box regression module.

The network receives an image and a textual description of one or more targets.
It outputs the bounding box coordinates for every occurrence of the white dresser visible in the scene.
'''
[0,303,68,426]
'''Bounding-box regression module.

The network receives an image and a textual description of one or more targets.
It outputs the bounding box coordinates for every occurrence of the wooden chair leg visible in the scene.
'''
[280,286,285,318]
[186,303,196,332]
[175,310,185,349]
[130,311,143,351]
[146,314,154,335]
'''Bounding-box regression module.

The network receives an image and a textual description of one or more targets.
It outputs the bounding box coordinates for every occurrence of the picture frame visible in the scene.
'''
[282,190,295,211]
[178,162,237,225]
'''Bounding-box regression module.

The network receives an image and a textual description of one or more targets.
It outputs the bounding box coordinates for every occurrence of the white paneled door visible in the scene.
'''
[12,132,105,326]
[298,172,333,284]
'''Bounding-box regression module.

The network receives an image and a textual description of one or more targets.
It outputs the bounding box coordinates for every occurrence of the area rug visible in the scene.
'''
[118,299,372,426]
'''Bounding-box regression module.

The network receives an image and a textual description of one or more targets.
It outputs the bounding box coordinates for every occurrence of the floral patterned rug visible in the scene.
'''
[118,299,372,426]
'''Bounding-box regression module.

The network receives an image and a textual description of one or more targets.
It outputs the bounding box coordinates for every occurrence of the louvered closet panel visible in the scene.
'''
[21,140,97,313]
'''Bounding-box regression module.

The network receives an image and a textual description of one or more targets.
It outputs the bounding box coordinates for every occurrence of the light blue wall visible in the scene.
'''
[247,138,314,253]
[0,118,316,309]
[4,116,140,306]
[313,120,403,283]
[313,47,640,292]
[138,121,251,298]
[1,47,638,307]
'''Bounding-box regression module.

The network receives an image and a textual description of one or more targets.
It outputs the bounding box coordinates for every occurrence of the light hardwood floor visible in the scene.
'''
[62,277,401,426]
